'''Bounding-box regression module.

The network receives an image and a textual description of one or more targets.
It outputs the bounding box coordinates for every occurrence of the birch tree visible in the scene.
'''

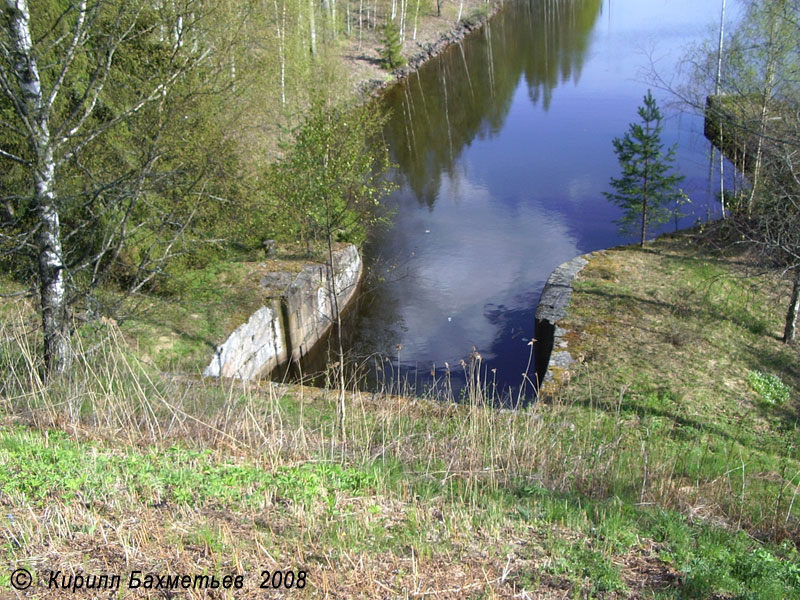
[266,100,393,434]
[2,0,68,376]
[0,0,213,378]
[705,0,800,343]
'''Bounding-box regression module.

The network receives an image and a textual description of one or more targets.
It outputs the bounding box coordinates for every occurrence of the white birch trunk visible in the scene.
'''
[309,0,317,55]
[747,0,782,214]
[273,0,287,105]
[400,0,407,41]
[35,148,70,377]
[358,0,363,49]
[5,0,71,376]
[714,0,725,217]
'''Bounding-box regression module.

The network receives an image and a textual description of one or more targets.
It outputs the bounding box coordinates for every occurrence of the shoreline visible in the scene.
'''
[348,1,507,98]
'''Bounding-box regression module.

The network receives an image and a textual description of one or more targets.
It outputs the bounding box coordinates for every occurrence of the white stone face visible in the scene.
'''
[203,306,284,380]
[334,246,361,299]
[316,284,332,324]
[204,245,363,381]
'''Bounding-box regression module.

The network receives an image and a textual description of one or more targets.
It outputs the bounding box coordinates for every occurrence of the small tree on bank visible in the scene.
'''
[605,90,684,246]
[266,100,394,437]
[379,20,405,70]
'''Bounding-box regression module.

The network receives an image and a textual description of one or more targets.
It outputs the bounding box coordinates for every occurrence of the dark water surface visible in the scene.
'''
[314,0,736,400]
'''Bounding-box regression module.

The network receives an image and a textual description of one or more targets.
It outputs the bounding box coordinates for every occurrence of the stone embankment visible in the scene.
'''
[534,255,590,389]
[361,4,503,96]
[204,245,362,381]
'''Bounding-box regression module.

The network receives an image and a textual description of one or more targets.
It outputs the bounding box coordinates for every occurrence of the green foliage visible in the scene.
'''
[271,463,377,508]
[379,21,406,70]
[719,0,800,103]
[264,101,394,253]
[0,0,249,303]
[748,370,791,406]
[604,90,684,245]
[0,428,267,507]
[675,531,800,599]
[0,427,376,509]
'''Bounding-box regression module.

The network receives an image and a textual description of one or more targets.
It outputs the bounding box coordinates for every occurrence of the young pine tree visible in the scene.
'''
[605,90,685,246]
[380,21,406,70]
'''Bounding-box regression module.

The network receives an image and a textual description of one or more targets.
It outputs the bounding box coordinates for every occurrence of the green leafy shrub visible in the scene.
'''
[747,370,791,406]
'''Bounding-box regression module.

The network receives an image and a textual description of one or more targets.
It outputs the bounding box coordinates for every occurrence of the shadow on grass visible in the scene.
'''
[564,384,765,454]
[746,345,800,428]
[576,287,675,312]
[579,280,777,340]
[350,53,386,68]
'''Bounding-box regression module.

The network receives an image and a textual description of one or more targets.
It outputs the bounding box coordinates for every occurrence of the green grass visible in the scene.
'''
[552,232,800,541]
[0,427,377,511]
[110,251,316,373]
[2,230,800,598]
[4,419,799,598]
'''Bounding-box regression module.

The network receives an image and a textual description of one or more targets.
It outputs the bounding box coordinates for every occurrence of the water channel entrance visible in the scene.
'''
[299,0,736,402]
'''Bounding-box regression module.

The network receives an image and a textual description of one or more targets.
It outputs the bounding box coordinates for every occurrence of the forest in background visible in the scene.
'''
[1,0,460,264]
[2,0,798,377]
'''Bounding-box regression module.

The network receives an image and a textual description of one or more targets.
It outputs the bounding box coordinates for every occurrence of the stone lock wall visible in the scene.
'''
[534,254,589,388]
[204,245,362,381]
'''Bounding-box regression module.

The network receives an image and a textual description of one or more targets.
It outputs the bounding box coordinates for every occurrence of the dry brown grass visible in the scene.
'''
[3,230,800,599]
[0,295,680,599]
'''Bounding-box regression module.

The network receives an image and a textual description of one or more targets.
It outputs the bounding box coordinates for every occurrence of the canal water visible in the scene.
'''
[319,0,737,402]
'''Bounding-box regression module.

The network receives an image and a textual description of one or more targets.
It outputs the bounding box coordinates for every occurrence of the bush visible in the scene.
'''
[747,370,791,406]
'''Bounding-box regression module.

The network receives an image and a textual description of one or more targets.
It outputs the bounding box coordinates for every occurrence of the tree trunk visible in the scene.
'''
[322,193,347,441]
[641,161,649,247]
[36,151,71,377]
[747,0,782,215]
[309,0,317,55]
[714,0,726,218]
[784,268,800,345]
[5,0,71,377]
[273,0,287,105]
[358,0,363,49]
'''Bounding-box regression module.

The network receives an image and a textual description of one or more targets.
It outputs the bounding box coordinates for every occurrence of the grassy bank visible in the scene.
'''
[2,229,800,599]
[551,231,800,541]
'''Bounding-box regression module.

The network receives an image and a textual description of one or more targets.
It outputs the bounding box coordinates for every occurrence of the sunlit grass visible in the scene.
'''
[1,230,799,598]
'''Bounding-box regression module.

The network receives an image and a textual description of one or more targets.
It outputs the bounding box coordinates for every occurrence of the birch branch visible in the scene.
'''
[45,0,90,114]
[0,147,29,166]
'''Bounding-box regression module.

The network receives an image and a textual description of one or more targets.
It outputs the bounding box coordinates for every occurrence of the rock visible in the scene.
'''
[204,306,285,380]
[261,239,276,257]
[534,255,589,388]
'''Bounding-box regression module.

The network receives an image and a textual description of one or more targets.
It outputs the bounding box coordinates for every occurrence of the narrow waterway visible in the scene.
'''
[319,0,737,401]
